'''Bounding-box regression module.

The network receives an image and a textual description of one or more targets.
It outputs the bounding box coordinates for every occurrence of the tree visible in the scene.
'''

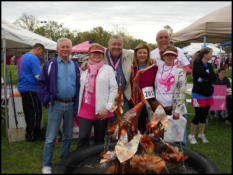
[164,25,173,37]
[14,14,77,43]
[13,13,40,32]
[163,25,190,48]
[13,14,156,49]
[90,27,112,47]
[34,21,75,42]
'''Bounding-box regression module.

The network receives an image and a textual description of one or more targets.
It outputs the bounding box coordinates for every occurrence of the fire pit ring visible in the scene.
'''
[53,142,220,174]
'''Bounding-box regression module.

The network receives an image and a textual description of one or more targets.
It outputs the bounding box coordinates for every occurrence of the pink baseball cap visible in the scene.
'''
[90,49,104,53]
[163,50,178,56]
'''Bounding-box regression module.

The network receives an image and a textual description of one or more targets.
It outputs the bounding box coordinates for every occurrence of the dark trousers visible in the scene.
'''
[138,105,148,134]
[226,96,232,122]
[21,91,42,137]
[192,106,211,124]
[77,117,109,149]
[128,103,148,134]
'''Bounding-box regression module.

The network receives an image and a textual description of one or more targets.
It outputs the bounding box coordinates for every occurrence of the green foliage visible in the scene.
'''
[75,26,112,47]
[185,102,232,173]
[1,102,232,173]
[1,65,18,85]
[13,14,155,49]
[34,20,76,42]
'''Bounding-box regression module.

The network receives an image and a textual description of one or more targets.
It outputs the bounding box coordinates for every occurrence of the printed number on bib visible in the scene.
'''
[142,87,155,99]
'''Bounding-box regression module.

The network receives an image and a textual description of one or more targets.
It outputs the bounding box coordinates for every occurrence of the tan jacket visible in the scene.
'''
[104,49,133,101]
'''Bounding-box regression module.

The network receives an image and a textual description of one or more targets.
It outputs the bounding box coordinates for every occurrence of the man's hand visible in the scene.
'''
[150,59,157,65]
[183,64,192,75]
[99,108,109,120]
[172,112,180,120]
[80,61,89,71]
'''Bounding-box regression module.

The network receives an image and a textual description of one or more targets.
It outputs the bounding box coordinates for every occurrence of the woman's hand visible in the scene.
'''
[80,61,89,71]
[99,108,109,120]
[172,112,180,120]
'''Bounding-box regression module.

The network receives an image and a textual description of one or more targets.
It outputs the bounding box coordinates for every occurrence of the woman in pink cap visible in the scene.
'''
[76,43,118,149]
[155,45,187,119]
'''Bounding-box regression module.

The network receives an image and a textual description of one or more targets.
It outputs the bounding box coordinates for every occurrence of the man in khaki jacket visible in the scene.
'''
[104,35,133,114]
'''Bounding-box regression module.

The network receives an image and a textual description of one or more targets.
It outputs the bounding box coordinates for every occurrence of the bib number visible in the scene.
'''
[142,87,155,99]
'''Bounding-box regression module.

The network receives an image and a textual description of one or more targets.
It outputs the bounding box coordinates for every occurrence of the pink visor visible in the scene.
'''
[90,49,104,53]
[163,50,177,56]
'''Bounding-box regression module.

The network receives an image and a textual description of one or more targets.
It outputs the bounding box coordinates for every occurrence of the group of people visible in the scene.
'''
[16,29,230,174]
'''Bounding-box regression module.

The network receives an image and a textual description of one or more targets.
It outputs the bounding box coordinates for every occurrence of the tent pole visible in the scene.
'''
[3,39,9,138]
[203,35,207,48]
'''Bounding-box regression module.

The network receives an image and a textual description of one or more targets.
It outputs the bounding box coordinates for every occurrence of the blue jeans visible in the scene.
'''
[43,101,74,167]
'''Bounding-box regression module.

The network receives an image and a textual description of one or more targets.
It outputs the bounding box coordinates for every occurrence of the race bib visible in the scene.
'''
[142,86,155,99]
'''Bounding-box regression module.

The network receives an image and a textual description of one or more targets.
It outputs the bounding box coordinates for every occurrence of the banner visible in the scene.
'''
[210,85,226,111]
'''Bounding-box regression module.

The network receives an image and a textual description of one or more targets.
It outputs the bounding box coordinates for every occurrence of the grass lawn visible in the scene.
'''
[1,65,232,173]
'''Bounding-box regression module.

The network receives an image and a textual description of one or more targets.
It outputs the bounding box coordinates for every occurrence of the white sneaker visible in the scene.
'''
[188,134,197,144]
[198,134,208,143]
[42,166,52,174]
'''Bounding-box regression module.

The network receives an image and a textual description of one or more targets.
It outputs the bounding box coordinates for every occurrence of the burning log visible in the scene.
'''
[101,65,188,174]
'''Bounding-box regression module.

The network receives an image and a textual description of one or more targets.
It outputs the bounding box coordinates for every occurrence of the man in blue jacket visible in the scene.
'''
[37,38,80,174]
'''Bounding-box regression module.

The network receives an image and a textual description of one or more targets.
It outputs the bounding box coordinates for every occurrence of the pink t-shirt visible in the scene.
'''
[78,69,114,119]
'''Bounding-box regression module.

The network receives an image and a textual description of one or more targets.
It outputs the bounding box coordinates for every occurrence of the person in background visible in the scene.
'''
[225,55,229,70]
[155,45,187,121]
[150,29,192,74]
[76,43,118,149]
[188,47,216,144]
[129,43,158,134]
[213,67,231,124]
[17,43,45,142]
[38,38,80,174]
[228,56,232,70]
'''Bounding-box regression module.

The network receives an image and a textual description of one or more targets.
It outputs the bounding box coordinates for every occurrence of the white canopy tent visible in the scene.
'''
[1,20,57,137]
[182,43,225,56]
[1,19,57,50]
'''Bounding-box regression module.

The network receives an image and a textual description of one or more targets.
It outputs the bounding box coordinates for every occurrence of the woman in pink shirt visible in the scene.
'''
[77,43,118,149]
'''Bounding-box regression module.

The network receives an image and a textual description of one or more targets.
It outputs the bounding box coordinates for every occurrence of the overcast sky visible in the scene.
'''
[2,1,231,43]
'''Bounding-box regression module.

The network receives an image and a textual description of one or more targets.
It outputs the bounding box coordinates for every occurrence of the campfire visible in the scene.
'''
[53,66,220,174]
[99,70,188,174]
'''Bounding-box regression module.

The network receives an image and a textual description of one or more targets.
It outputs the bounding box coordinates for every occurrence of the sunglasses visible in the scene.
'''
[164,53,177,57]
